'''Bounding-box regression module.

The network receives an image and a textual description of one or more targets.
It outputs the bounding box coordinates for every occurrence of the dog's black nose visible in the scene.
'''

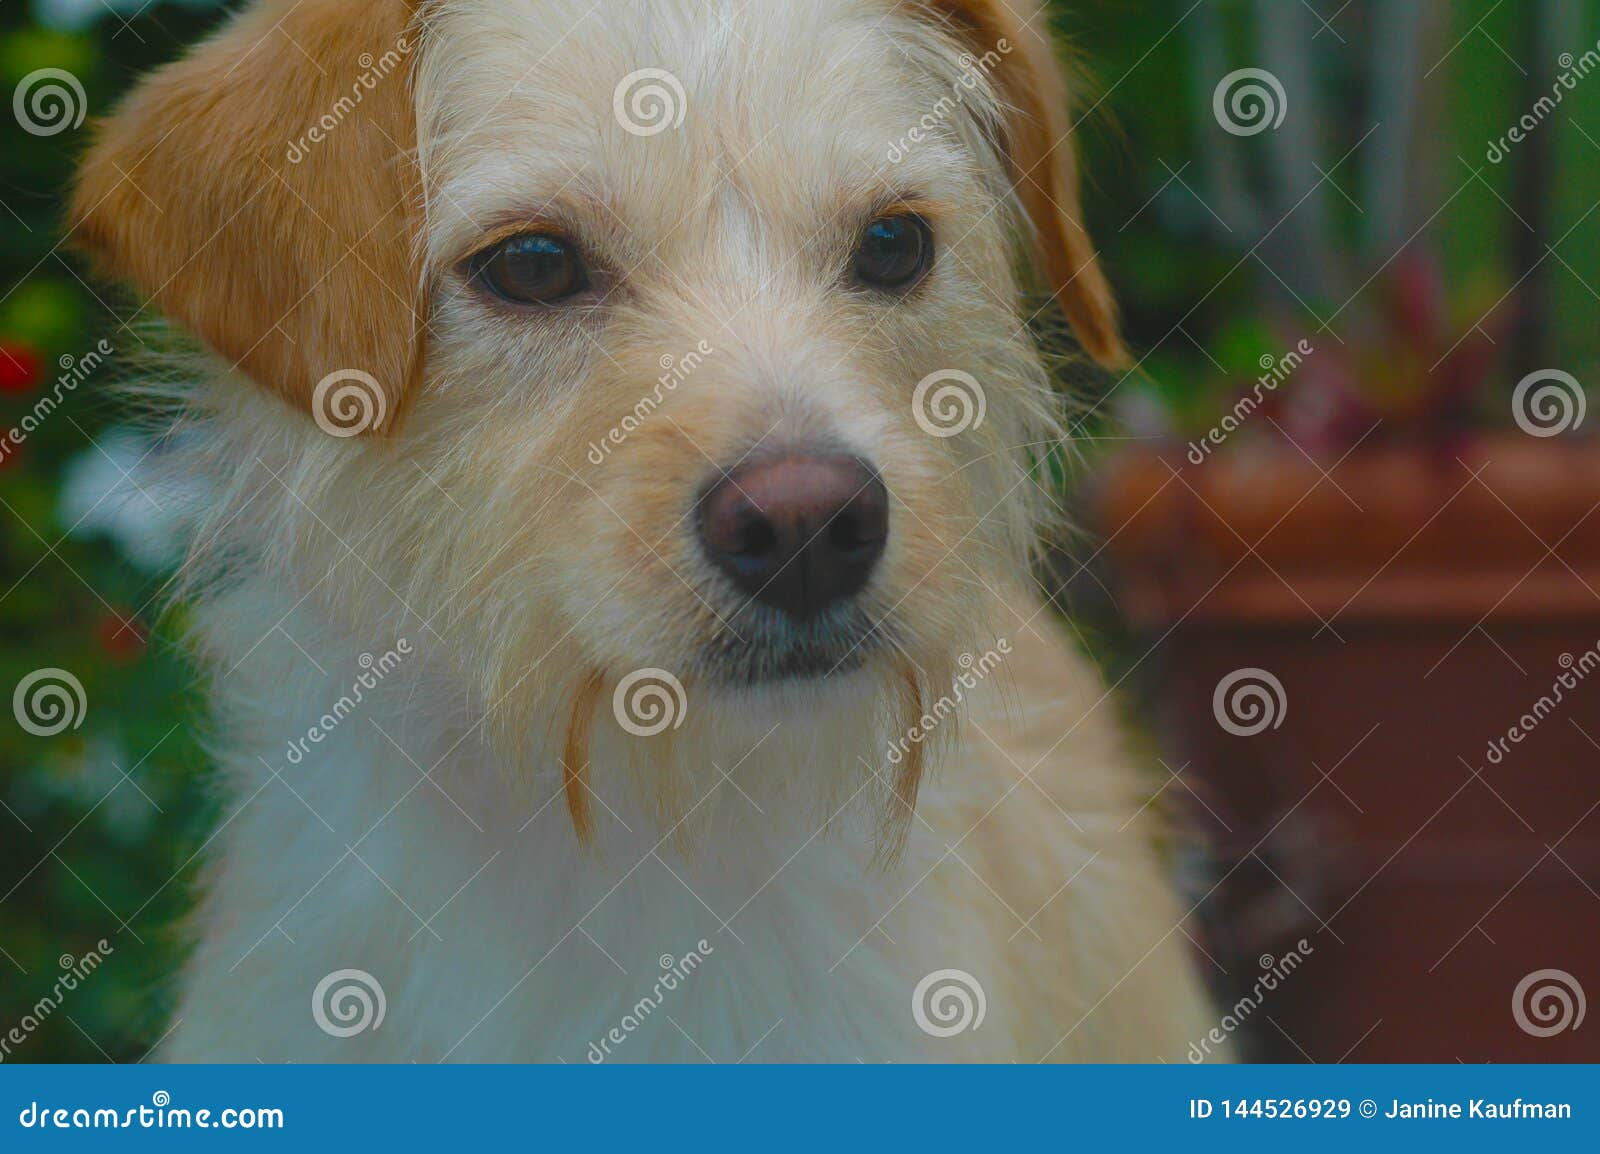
[697,455,888,620]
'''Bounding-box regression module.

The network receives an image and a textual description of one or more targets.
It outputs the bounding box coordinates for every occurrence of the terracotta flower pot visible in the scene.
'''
[1092,433,1600,1062]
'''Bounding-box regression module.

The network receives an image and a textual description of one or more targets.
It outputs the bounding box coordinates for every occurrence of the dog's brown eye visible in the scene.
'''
[853,214,932,290]
[472,233,588,304]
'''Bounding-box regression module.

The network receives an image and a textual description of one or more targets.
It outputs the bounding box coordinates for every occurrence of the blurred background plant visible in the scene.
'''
[1065,0,1599,452]
[2,0,231,1062]
[1,0,1595,1060]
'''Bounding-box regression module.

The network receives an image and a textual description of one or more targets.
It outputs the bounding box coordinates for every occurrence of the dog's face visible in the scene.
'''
[74,0,1121,834]
[416,0,1081,686]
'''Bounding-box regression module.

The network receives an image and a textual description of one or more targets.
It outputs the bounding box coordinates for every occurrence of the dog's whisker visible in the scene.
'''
[869,658,927,870]
[562,669,606,845]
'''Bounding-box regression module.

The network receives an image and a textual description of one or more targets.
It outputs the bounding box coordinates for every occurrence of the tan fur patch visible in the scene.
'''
[562,669,607,844]
[70,0,427,432]
[915,0,1127,366]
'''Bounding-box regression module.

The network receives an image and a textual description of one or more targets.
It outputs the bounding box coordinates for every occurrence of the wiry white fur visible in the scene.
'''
[150,0,1220,1061]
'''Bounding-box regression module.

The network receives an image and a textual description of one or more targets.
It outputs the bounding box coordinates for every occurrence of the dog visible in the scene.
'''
[71,0,1220,1061]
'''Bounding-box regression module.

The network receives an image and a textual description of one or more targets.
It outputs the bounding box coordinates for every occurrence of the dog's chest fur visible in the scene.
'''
[159,577,1220,1063]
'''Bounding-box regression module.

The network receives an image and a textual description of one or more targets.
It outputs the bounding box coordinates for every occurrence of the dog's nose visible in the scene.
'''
[697,455,888,619]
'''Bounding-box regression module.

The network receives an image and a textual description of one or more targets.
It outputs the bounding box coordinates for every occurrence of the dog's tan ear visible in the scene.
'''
[71,0,425,434]
[919,0,1126,368]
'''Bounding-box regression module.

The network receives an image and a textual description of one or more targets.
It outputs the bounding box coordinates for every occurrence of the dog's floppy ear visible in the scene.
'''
[919,0,1126,368]
[71,0,425,434]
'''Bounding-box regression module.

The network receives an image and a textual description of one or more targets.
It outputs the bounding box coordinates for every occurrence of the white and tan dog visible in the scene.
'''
[73,0,1218,1061]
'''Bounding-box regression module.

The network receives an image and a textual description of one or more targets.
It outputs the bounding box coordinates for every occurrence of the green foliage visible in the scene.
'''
[1,0,228,1063]
[1059,0,1599,451]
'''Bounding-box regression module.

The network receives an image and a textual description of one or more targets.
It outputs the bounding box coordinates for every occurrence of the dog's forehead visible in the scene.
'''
[419,0,964,252]
[424,0,914,133]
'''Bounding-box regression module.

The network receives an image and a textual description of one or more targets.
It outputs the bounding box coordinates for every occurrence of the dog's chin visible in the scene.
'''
[699,602,889,689]
[552,604,944,851]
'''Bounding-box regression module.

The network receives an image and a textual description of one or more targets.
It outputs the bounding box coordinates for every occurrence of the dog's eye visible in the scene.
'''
[853,213,933,290]
[470,233,588,304]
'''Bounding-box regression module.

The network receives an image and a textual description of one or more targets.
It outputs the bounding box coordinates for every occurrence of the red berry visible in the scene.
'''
[0,342,42,395]
[97,612,148,661]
